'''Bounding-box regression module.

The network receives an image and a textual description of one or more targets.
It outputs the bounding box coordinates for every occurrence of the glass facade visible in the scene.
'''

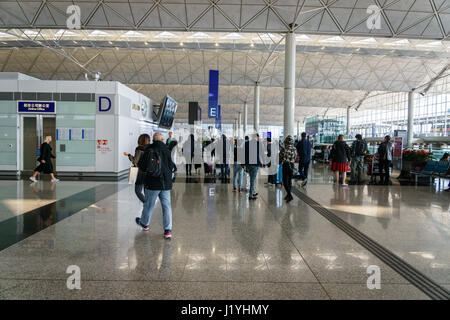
[350,76,449,138]
[55,102,96,167]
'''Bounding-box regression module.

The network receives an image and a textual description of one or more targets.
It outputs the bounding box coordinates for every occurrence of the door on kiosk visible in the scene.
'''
[22,115,56,173]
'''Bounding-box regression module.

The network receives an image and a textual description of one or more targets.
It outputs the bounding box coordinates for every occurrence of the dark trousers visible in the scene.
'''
[379,160,391,184]
[268,163,277,184]
[298,161,310,180]
[220,164,230,177]
[282,162,293,196]
[185,164,192,175]
[135,183,146,203]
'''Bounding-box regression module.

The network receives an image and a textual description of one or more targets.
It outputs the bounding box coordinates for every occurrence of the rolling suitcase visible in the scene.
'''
[204,162,213,175]
[276,164,283,185]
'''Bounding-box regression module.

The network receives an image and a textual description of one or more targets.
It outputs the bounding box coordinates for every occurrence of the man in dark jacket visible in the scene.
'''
[245,134,262,200]
[350,134,368,184]
[296,132,312,187]
[378,135,393,185]
[136,132,174,239]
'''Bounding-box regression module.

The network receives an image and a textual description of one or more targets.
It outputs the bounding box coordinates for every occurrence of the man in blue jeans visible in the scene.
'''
[136,132,174,239]
[296,132,312,187]
[245,134,262,200]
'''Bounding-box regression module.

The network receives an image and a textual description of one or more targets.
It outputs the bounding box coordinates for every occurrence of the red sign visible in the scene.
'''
[393,137,403,158]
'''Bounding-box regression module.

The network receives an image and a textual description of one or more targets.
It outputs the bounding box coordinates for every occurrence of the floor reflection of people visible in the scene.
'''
[348,186,366,226]
[231,195,264,256]
[330,183,349,206]
[130,232,173,279]
[30,181,57,227]
[375,187,391,229]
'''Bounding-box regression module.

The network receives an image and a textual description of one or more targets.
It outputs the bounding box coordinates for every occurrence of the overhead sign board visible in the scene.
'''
[18,101,55,113]
[208,70,219,118]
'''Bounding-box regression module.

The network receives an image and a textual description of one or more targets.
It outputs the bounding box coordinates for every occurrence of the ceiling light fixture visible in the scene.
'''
[296,34,311,41]
[89,30,111,37]
[351,37,377,45]
[319,36,344,43]
[155,31,178,39]
[121,30,145,38]
[387,39,409,46]
[55,29,78,37]
[222,32,244,40]
[253,33,279,41]
[0,31,15,38]
[417,41,443,48]
[189,32,210,39]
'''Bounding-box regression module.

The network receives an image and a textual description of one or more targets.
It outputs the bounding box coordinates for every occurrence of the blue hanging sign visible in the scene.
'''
[208,70,219,118]
[18,101,56,113]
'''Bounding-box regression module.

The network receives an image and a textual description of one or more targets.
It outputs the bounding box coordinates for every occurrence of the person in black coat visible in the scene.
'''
[30,136,59,183]
[135,133,175,238]
[124,133,150,203]
[182,134,195,176]
[330,134,351,186]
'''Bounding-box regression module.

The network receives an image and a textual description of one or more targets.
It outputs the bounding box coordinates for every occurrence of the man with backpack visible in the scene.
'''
[378,135,394,185]
[350,134,368,185]
[136,132,175,239]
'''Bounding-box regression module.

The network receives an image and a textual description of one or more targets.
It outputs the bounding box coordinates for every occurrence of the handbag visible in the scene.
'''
[128,166,139,184]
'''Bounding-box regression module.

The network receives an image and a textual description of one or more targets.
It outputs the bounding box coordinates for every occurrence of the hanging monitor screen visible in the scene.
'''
[158,95,178,129]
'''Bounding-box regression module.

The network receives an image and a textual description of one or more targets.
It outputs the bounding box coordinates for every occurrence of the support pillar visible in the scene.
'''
[254,83,260,134]
[407,91,415,147]
[238,111,242,138]
[346,107,351,136]
[284,31,295,138]
[244,102,248,136]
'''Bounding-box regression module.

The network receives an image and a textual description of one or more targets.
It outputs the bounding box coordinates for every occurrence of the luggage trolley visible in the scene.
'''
[367,153,381,185]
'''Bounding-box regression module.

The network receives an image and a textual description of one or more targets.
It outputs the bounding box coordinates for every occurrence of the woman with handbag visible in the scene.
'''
[124,134,150,203]
[29,136,59,183]
[280,135,297,203]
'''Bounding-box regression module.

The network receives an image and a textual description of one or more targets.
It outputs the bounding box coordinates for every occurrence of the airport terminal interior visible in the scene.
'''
[0,1,449,301]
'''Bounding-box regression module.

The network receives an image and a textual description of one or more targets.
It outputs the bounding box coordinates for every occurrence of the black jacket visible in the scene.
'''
[140,141,174,191]
[38,142,55,162]
[331,141,351,164]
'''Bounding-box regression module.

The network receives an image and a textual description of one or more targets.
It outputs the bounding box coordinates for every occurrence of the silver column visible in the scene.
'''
[407,91,415,147]
[244,102,248,136]
[284,32,295,137]
[346,107,351,136]
[238,111,242,138]
[254,83,260,134]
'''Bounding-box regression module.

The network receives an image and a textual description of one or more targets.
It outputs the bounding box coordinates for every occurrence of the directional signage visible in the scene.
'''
[208,70,219,118]
[18,101,55,113]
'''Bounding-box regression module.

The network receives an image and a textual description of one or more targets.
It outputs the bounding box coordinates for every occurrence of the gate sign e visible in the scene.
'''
[18,101,55,113]
[208,70,219,118]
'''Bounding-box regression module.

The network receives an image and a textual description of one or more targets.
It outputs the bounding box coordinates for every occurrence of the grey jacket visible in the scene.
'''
[378,141,393,161]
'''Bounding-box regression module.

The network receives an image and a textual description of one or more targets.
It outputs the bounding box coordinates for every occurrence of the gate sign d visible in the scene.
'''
[99,96,111,112]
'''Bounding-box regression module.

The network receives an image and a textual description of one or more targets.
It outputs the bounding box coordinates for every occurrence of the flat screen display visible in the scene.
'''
[158,95,178,129]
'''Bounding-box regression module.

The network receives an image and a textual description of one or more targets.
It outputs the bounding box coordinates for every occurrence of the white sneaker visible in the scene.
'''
[51,178,60,183]
[342,184,349,187]
[29,177,37,182]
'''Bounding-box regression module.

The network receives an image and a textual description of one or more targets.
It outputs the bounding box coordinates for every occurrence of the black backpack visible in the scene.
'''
[138,148,162,179]
[353,140,366,157]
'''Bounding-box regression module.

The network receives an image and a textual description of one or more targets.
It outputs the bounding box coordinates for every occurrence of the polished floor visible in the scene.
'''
[0,165,448,300]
